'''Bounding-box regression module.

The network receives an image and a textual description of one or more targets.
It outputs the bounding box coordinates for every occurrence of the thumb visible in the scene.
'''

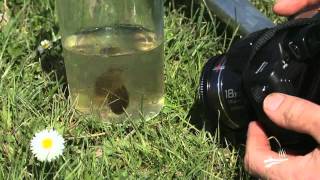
[273,0,310,16]
[263,93,320,143]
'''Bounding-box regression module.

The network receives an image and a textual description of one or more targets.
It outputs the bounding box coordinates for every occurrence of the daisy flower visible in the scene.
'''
[37,39,52,54]
[40,40,52,50]
[30,129,65,162]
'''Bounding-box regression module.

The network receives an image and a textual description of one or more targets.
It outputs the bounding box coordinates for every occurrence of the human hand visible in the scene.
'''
[244,93,320,179]
[273,0,320,16]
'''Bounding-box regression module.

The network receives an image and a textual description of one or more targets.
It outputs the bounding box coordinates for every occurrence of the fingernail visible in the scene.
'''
[264,94,285,111]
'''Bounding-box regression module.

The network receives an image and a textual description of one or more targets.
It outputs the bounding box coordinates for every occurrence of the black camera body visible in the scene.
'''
[192,14,320,152]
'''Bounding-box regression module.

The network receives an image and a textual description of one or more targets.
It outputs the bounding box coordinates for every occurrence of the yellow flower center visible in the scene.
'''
[41,138,53,149]
[43,43,50,49]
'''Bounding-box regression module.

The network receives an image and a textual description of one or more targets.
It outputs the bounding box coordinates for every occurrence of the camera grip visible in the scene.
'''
[242,28,318,151]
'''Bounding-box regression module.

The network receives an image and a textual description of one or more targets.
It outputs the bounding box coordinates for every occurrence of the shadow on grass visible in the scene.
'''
[38,38,69,97]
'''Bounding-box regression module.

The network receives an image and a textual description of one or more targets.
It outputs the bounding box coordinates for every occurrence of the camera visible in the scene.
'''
[190,13,320,152]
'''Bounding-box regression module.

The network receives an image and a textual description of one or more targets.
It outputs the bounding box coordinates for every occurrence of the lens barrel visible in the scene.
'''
[199,55,253,130]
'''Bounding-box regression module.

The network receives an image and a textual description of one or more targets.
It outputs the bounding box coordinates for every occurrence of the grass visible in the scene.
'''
[0,0,277,179]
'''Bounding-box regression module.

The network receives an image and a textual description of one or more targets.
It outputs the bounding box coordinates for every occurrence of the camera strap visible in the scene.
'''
[248,17,320,63]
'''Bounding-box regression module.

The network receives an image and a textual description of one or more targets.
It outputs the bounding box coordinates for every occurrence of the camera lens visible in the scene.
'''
[199,55,253,131]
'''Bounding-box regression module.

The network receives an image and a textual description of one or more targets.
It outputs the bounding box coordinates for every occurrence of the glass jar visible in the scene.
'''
[56,0,164,121]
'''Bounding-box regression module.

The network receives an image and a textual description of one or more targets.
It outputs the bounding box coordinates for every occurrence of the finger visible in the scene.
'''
[273,0,313,16]
[263,93,320,143]
[245,122,278,176]
[245,121,272,153]
[245,121,298,179]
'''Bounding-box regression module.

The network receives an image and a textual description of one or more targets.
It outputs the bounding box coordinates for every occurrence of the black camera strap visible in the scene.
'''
[248,17,320,63]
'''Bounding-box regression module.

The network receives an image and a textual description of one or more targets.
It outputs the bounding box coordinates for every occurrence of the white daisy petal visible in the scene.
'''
[30,129,65,162]
[40,39,52,50]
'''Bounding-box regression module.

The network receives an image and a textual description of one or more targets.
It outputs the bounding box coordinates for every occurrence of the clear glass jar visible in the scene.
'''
[56,0,164,121]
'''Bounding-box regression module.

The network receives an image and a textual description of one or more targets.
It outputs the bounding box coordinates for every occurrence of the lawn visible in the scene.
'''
[0,0,277,179]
